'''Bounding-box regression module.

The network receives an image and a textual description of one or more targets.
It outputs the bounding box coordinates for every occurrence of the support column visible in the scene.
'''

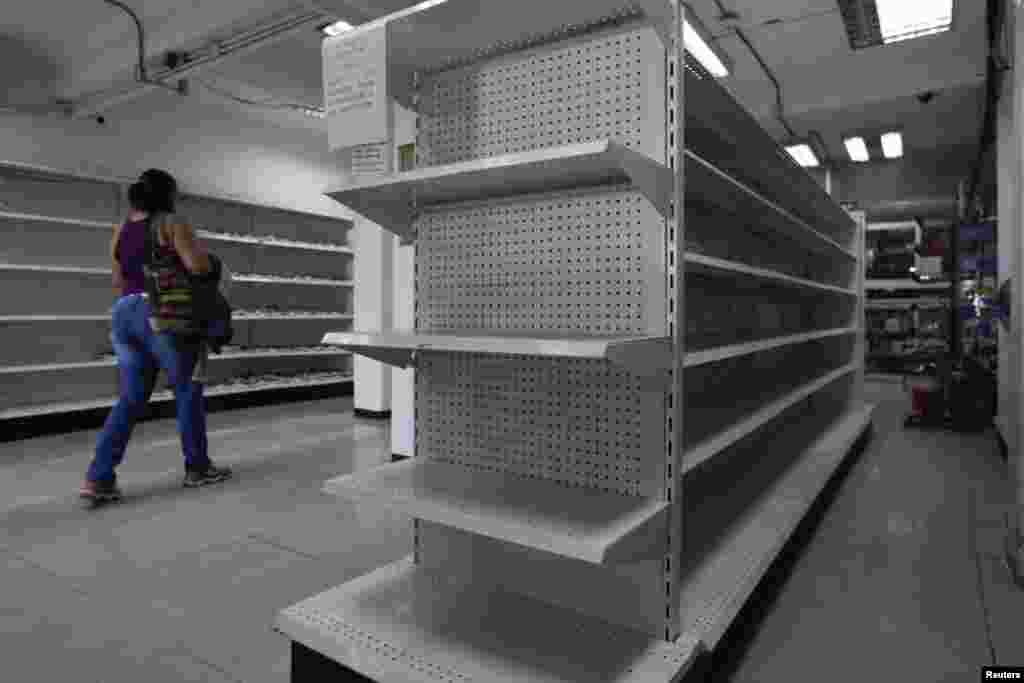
[389,101,418,459]
[391,237,415,459]
[353,217,393,418]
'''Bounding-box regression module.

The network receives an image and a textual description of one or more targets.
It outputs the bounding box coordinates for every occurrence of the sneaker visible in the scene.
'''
[183,463,232,488]
[79,477,122,502]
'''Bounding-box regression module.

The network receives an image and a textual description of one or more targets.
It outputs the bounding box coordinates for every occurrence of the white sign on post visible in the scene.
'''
[323,22,392,154]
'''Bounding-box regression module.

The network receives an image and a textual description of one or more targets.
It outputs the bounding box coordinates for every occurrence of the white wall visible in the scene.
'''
[0,86,353,220]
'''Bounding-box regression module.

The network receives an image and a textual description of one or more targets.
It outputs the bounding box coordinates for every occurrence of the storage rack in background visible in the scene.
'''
[0,160,355,421]
[276,2,874,681]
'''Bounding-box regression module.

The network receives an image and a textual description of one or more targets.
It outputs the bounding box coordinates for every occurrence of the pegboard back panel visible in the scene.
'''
[416,186,666,336]
[417,521,667,637]
[416,23,666,167]
[416,352,666,497]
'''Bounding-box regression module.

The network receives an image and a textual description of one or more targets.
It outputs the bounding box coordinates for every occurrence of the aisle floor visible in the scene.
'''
[1,382,1022,682]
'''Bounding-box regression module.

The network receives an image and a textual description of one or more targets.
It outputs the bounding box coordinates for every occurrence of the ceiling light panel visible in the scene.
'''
[844,137,870,162]
[881,131,903,159]
[683,21,728,77]
[837,0,953,49]
[785,144,819,167]
[322,20,355,35]
[876,0,953,44]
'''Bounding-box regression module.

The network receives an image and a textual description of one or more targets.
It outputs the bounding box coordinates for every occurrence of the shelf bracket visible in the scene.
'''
[605,337,672,388]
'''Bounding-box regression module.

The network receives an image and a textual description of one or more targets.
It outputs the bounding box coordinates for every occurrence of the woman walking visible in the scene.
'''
[80,169,231,503]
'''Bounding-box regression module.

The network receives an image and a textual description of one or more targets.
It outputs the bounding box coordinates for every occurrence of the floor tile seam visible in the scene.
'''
[246,531,322,561]
[187,651,249,683]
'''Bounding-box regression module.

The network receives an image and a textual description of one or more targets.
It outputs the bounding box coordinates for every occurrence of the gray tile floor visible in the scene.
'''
[2,383,1022,682]
[1,398,407,683]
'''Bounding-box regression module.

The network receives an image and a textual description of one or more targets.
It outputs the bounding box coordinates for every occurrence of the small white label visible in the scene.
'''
[350,142,393,177]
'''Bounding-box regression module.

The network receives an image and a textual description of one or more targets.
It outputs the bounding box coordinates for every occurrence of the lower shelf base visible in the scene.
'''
[276,558,700,683]
[679,403,875,650]
[292,641,376,682]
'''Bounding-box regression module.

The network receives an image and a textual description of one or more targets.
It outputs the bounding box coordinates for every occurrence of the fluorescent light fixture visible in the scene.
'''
[683,19,729,77]
[844,136,870,162]
[785,144,819,168]
[323,0,449,36]
[881,131,903,159]
[909,266,918,272]
[876,0,953,44]
[413,0,450,10]
[322,20,354,36]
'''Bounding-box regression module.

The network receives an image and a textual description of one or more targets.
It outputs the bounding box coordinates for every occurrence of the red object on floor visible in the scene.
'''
[910,384,942,417]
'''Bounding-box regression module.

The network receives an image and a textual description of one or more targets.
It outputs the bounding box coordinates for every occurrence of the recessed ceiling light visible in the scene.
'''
[321,20,354,36]
[844,136,870,163]
[876,0,953,44]
[785,144,819,168]
[881,131,903,159]
[683,14,730,77]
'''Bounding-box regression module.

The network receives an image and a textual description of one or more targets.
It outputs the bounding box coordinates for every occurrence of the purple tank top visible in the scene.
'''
[115,219,149,296]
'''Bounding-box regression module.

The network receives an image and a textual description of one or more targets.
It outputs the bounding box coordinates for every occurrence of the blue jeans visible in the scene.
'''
[87,294,209,482]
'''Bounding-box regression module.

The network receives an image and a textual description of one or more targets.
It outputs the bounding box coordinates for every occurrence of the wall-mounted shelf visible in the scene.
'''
[0,262,108,276]
[326,140,671,243]
[0,160,356,421]
[236,274,354,287]
[0,372,353,421]
[0,347,351,375]
[200,231,353,255]
[0,210,352,257]
[324,458,668,564]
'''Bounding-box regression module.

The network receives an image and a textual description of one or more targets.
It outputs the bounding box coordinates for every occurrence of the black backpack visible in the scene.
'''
[143,215,234,354]
[188,252,234,354]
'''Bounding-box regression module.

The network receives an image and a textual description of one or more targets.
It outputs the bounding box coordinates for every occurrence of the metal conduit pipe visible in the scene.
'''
[73,6,328,118]
[711,0,796,139]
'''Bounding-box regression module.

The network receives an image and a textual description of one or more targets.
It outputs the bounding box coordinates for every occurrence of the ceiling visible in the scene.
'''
[687,0,988,162]
[0,0,991,169]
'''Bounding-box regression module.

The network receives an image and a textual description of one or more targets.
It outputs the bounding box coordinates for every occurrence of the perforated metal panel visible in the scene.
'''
[406,12,673,644]
[416,25,665,167]
[416,187,665,335]
[416,352,663,496]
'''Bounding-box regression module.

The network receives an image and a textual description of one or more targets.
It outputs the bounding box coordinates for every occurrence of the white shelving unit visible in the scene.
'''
[277,2,873,680]
[0,163,356,418]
